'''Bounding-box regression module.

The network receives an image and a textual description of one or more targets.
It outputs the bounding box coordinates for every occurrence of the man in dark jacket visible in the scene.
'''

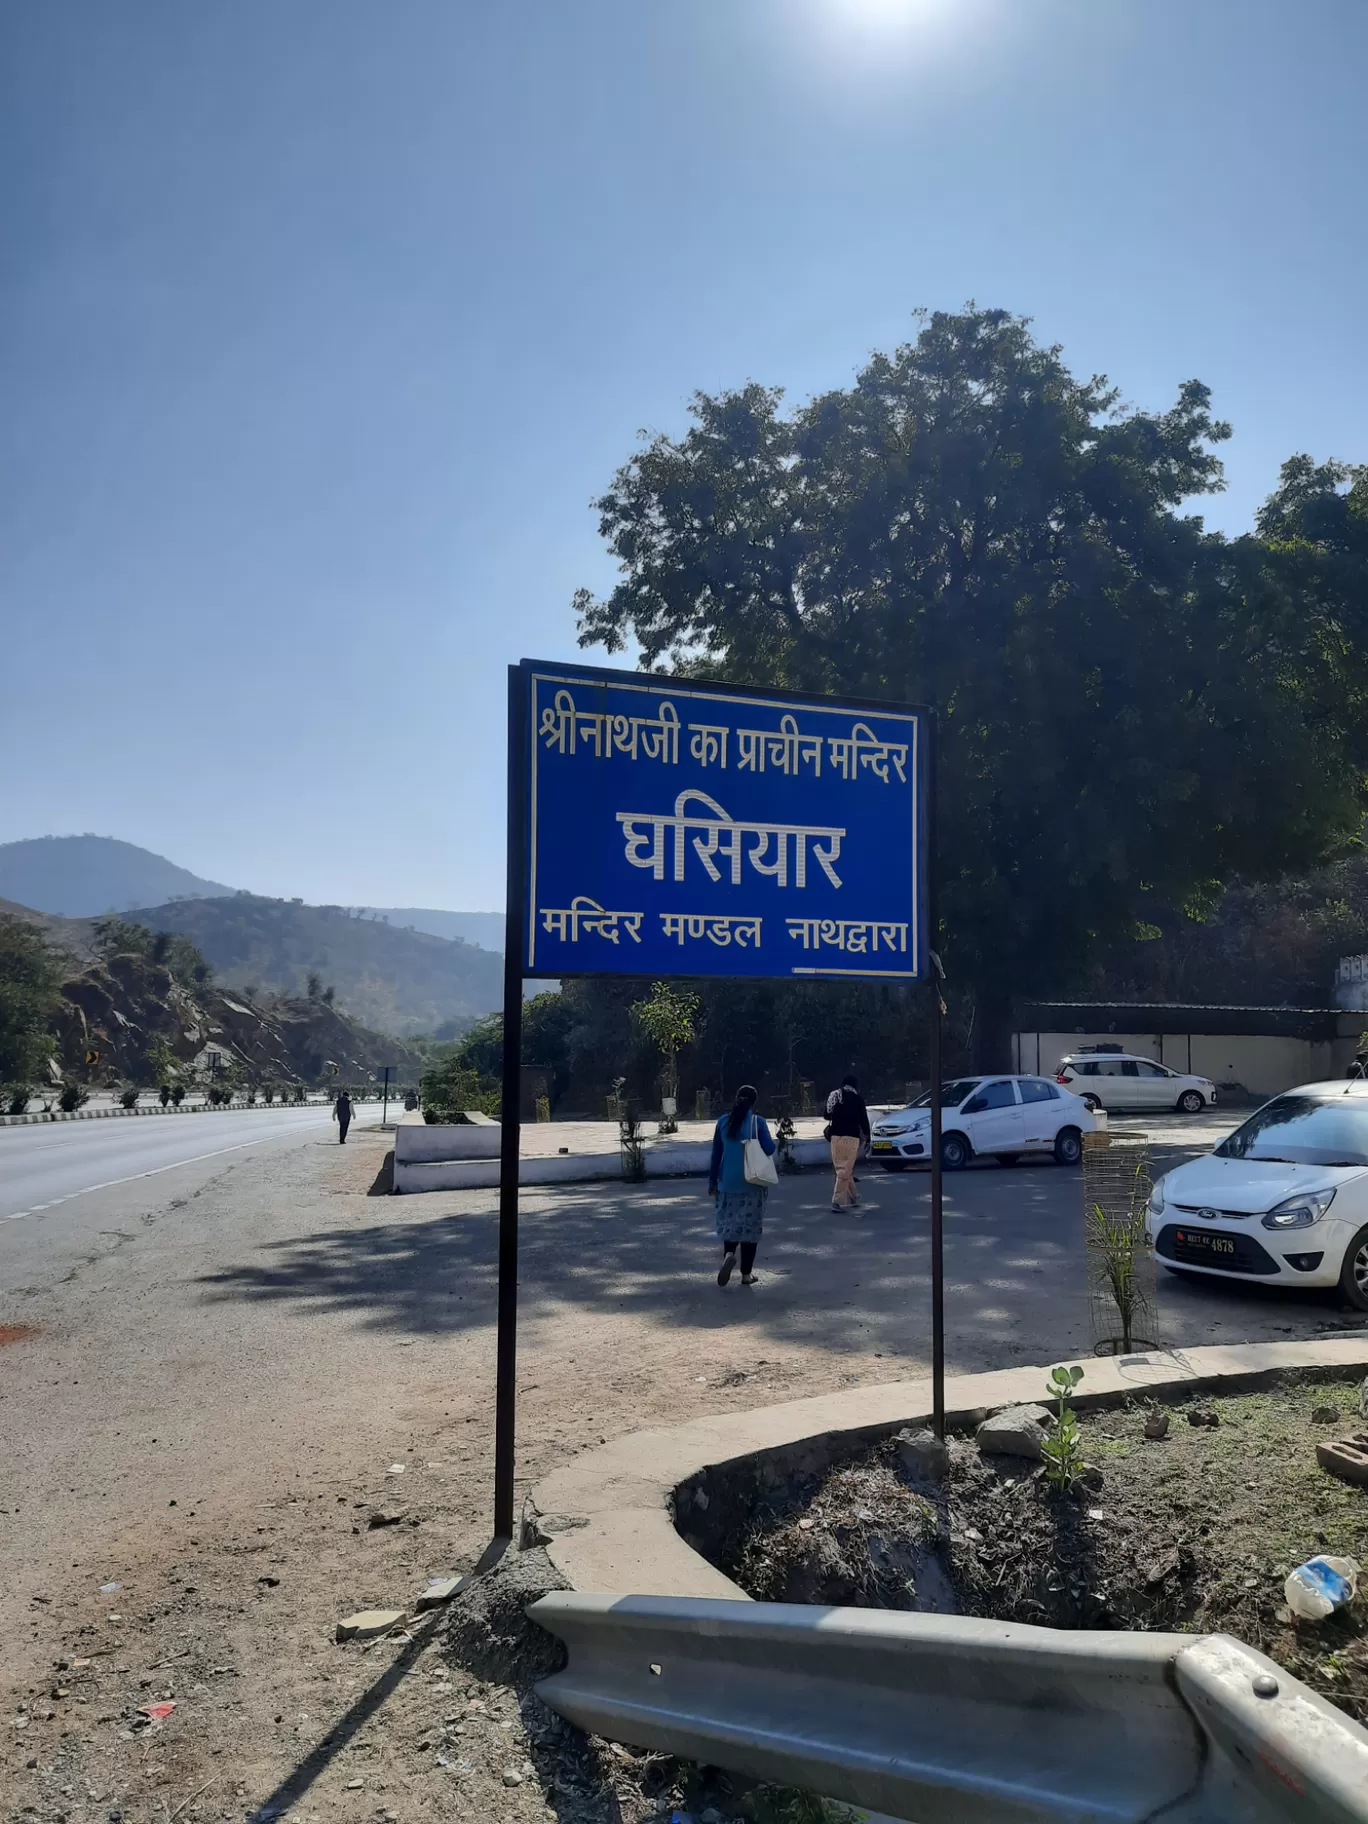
[826,1073,870,1211]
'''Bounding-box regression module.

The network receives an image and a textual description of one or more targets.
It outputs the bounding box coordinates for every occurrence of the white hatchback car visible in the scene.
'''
[1147,1081,1368,1309]
[869,1075,1097,1171]
[1057,1051,1216,1114]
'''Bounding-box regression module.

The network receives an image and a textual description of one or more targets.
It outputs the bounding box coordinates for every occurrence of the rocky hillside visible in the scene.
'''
[125,894,502,1037]
[1,899,419,1087]
[54,948,421,1087]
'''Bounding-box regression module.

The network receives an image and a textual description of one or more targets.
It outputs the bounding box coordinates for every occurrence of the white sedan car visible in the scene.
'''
[869,1075,1097,1171]
[1147,1080,1368,1309]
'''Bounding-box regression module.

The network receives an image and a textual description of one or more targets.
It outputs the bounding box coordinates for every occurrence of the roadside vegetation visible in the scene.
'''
[0,911,420,1109]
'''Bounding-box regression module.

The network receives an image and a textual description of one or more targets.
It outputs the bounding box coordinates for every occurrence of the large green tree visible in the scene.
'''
[574,308,1368,1065]
[0,915,62,1093]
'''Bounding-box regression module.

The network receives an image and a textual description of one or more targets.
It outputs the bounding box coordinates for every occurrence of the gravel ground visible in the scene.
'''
[4,1114,1365,1824]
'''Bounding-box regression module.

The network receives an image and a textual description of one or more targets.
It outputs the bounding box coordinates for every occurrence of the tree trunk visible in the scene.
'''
[971,991,1016,1075]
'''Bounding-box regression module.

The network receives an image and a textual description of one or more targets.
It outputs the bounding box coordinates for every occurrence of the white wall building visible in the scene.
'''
[1014,1001,1364,1101]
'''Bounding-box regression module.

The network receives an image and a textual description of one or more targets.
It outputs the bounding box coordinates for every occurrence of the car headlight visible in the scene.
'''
[1262,1189,1336,1230]
[1149,1179,1165,1216]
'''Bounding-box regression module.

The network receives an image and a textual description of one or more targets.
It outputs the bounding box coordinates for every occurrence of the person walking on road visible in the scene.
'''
[826,1073,870,1212]
[708,1084,777,1288]
[333,1089,353,1144]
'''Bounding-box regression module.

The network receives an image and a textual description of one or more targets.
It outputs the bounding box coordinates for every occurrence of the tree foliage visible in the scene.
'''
[93,918,213,989]
[436,977,935,1117]
[630,980,701,1100]
[0,914,62,1092]
[574,307,1368,1063]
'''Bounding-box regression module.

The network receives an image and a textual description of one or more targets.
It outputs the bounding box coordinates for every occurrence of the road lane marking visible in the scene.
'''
[3,1129,326,1222]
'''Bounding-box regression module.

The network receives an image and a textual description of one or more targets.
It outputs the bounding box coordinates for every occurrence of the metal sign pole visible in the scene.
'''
[493,665,528,1544]
[380,1066,391,1128]
[927,714,945,1440]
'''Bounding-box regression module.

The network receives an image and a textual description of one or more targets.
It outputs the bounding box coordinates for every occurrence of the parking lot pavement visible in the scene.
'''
[1108,1105,1240,1159]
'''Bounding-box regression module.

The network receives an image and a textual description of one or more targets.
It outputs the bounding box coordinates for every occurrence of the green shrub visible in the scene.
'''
[1041,1365,1085,1491]
[420,1057,500,1121]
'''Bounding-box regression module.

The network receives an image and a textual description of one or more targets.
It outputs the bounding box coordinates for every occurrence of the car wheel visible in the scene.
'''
[879,1160,908,1173]
[1080,1093,1102,1113]
[1177,1090,1205,1115]
[1053,1126,1082,1166]
[941,1132,972,1171]
[1339,1226,1368,1311]
[995,1153,1020,1167]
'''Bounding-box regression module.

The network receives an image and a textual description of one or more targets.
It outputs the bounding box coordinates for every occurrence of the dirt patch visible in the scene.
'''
[723,1380,1368,1723]
[0,1324,38,1347]
[429,1548,859,1824]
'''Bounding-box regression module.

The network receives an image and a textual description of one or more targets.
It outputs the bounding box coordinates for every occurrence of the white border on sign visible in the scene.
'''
[526,668,923,980]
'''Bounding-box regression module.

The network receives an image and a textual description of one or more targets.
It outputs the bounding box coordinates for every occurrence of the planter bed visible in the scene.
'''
[709,1375,1368,1724]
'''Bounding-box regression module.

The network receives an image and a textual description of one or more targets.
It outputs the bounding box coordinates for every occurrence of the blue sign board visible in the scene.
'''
[521,660,929,982]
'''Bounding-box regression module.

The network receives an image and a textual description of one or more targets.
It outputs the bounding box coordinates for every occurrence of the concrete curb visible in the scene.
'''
[391,1136,834,1192]
[530,1337,1368,1601]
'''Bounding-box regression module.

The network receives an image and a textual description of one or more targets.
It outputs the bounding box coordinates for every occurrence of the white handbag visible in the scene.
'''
[743,1112,778,1187]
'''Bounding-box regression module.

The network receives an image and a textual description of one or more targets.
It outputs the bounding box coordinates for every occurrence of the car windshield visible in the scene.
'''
[906,1080,981,1110]
[1215,1095,1368,1167]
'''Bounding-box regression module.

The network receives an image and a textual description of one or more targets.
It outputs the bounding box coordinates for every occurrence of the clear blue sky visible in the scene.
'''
[3,0,1364,911]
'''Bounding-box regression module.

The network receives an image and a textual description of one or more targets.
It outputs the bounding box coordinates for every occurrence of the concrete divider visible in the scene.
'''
[0,1099,328,1127]
[391,1110,833,1192]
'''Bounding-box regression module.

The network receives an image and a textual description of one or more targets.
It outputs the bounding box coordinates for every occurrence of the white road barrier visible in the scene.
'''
[532,1593,1368,1824]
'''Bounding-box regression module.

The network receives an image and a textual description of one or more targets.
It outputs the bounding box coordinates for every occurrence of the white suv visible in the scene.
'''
[870,1075,1096,1171]
[1056,1051,1216,1114]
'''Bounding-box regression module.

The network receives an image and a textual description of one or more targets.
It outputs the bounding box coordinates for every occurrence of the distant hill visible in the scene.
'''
[0,895,98,963]
[129,894,503,1037]
[0,836,234,915]
[355,907,504,951]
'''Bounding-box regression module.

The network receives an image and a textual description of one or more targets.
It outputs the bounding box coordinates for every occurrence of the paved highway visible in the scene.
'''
[0,1104,337,1225]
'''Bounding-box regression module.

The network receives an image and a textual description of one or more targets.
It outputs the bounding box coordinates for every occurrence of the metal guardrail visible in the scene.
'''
[531,1594,1368,1824]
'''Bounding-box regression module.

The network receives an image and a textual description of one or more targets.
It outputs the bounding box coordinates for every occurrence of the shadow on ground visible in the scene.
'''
[196,1145,1363,1369]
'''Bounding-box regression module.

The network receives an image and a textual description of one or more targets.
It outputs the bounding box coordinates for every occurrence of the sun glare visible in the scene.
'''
[838,0,948,26]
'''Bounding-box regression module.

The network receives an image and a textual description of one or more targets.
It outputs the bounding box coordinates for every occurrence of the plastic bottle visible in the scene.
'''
[1284,1555,1360,1620]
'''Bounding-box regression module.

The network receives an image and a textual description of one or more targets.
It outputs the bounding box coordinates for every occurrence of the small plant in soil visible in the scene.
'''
[1041,1365,1085,1490]
[615,1078,647,1181]
[1086,1174,1155,1351]
[775,1108,800,1171]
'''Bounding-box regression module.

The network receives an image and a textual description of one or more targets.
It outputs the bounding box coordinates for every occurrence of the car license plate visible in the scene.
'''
[1175,1229,1236,1257]
[871,1139,893,1152]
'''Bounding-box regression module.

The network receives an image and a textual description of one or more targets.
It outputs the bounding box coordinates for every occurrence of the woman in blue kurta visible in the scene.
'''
[708,1084,777,1287]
